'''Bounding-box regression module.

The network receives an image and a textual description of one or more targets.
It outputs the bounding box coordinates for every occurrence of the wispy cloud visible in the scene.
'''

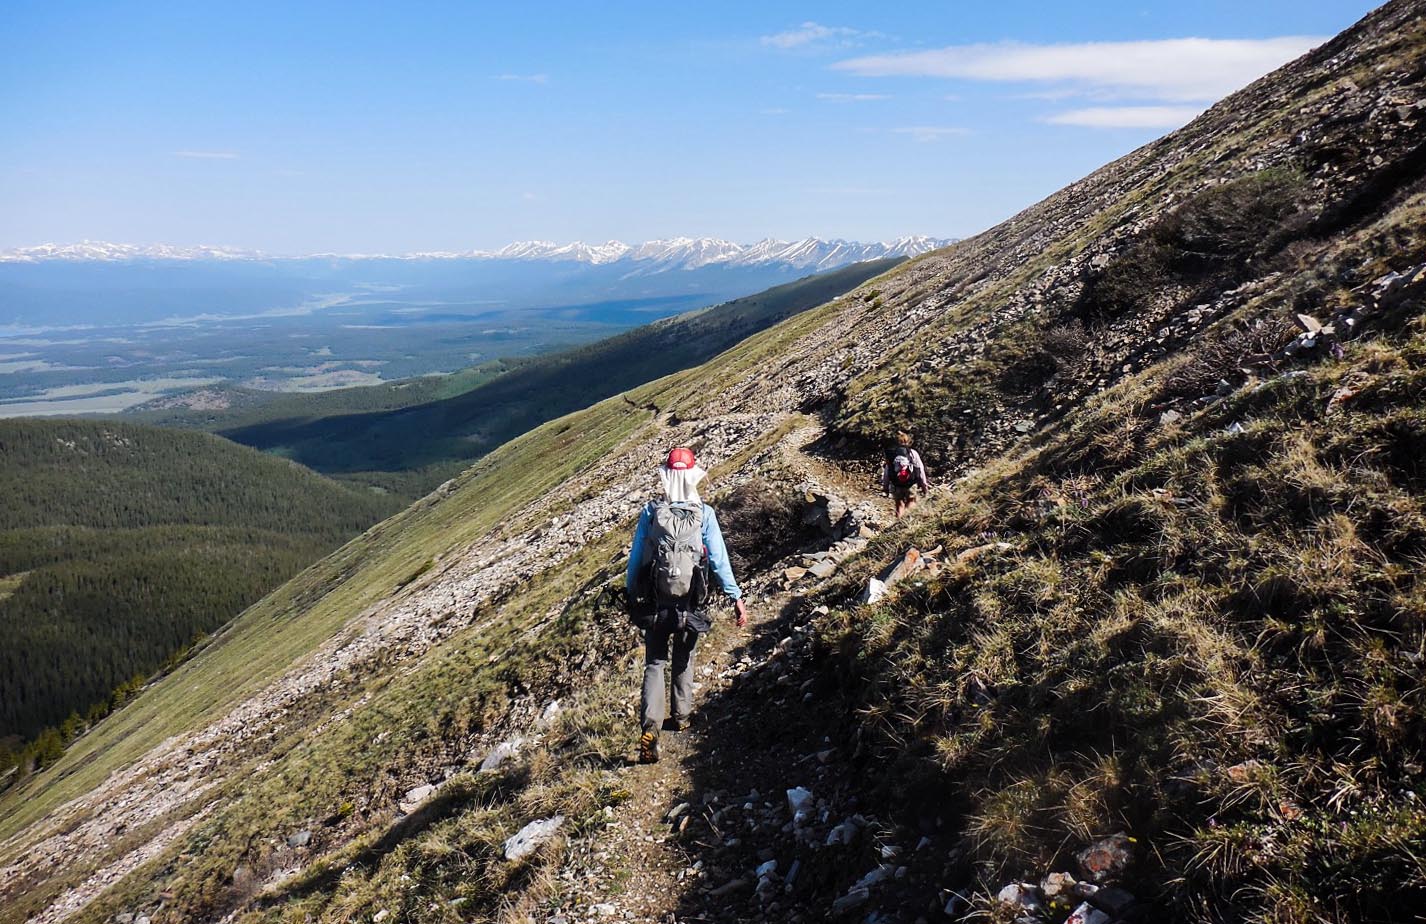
[816,92,891,102]
[761,22,870,50]
[493,73,549,84]
[892,126,970,143]
[1045,105,1205,128]
[174,150,239,160]
[835,36,1323,102]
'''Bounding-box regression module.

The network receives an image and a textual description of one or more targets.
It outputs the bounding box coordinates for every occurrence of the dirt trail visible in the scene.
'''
[540,422,902,924]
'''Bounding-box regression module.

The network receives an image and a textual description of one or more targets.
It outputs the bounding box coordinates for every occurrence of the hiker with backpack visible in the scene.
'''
[882,430,930,519]
[625,446,746,764]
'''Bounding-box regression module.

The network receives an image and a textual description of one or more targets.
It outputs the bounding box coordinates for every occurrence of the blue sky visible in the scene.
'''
[0,1,1379,254]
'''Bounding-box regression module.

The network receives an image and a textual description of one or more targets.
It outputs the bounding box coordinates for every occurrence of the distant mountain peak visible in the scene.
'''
[0,236,954,271]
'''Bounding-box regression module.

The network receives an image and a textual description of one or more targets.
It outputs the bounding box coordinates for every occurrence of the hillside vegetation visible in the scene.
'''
[0,419,399,761]
[209,259,899,497]
[2,4,1424,924]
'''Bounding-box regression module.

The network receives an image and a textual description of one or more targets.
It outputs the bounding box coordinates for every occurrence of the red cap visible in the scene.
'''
[666,447,696,470]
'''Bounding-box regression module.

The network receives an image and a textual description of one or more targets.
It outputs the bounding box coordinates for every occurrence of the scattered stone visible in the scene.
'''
[955,541,1012,563]
[665,802,691,823]
[373,912,390,923]
[786,787,814,825]
[479,737,527,773]
[756,859,778,877]
[1041,871,1077,900]
[996,882,1044,913]
[592,903,616,917]
[1159,409,1183,426]
[285,829,311,849]
[784,858,801,890]
[403,783,437,805]
[709,877,750,897]
[783,566,809,583]
[1075,833,1135,883]
[114,916,134,924]
[852,864,894,891]
[1066,901,1111,924]
[808,559,838,580]
[861,577,887,604]
[825,819,860,846]
[831,887,870,915]
[504,815,565,861]
[1088,885,1137,916]
[539,699,562,725]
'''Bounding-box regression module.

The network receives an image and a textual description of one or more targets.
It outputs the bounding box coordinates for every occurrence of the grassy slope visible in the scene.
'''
[4,5,1424,924]
[214,259,900,495]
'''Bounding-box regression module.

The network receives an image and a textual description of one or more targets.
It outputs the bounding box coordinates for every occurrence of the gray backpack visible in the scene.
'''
[646,501,705,599]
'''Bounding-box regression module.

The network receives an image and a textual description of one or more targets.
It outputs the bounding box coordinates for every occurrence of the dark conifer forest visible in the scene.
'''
[0,419,399,766]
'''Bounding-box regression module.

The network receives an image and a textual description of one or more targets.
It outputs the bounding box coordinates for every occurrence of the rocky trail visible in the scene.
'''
[527,420,1148,924]
[534,423,931,924]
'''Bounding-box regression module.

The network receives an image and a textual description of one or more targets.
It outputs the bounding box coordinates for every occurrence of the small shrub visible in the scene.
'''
[1080,168,1310,321]
[1157,317,1298,401]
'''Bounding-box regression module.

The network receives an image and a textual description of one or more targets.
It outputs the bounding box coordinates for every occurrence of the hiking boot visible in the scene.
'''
[663,716,690,732]
[638,730,661,764]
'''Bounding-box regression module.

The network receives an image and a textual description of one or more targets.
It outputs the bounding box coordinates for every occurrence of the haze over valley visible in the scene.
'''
[0,236,945,415]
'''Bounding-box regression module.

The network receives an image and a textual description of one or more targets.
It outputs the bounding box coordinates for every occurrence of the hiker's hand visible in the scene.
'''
[734,599,747,627]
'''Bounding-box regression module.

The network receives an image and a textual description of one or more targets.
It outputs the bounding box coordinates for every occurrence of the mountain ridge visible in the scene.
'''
[0,235,952,271]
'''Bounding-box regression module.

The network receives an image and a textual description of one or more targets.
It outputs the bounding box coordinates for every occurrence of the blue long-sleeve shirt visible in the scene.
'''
[626,502,742,600]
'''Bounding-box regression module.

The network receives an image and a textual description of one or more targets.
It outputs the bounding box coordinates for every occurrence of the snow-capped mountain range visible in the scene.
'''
[0,236,951,272]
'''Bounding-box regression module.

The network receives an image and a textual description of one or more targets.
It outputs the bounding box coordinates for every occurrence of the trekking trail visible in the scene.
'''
[538,419,908,924]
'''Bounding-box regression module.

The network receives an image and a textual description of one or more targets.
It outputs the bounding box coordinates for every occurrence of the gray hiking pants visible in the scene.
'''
[641,624,699,732]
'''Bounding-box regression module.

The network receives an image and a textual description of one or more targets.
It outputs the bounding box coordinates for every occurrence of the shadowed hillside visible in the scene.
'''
[2,4,1424,924]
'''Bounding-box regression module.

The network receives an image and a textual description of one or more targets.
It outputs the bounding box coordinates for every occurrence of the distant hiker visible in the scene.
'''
[882,430,929,519]
[625,446,746,764]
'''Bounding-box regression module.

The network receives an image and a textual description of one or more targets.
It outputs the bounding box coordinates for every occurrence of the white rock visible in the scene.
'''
[1066,902,1111,924]
[504,815,565,861]
[479,737,526,773]
[373,912,390,923]
[403,783,436,804]
[861,577,887,604]
[786,786,814,825]
[996,882,1043,912]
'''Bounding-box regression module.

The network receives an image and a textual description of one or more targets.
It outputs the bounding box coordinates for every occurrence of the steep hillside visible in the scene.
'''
[211,259,899,496]
[0,419,399,760]
[2,4,1424,924]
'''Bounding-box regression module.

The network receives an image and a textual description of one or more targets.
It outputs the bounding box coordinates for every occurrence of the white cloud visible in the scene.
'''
[834,36,1324,102]
[174,150,239,160]
[816,92,891,102]
[892,126,970,143]
[1045,105,1205,128]
[762,21,865,50]
[493,73,549,84]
